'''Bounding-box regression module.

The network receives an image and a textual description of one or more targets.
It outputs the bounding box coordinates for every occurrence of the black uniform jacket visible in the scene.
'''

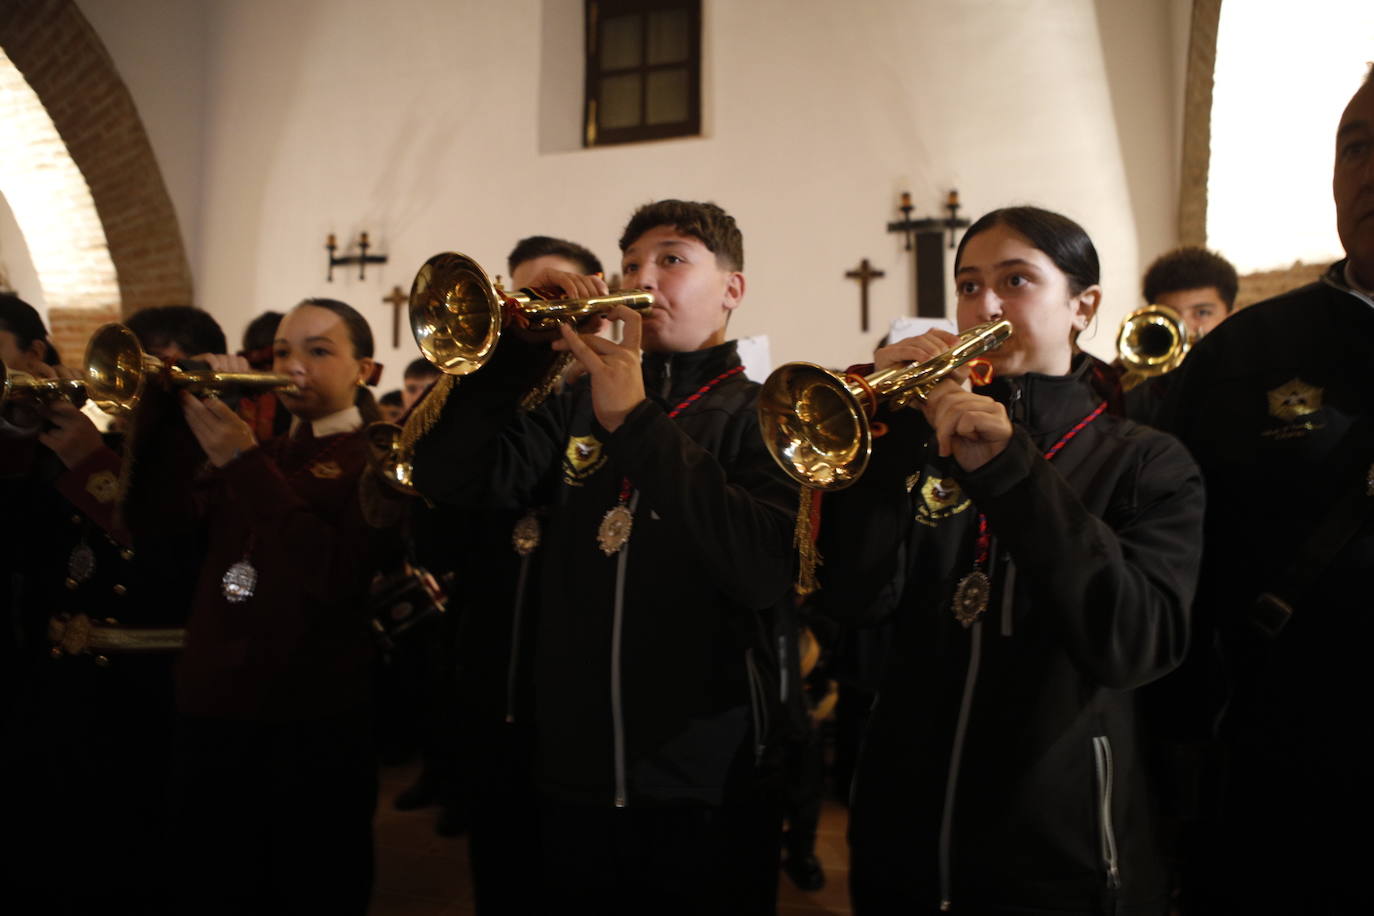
[818,359,1204,914]
[1160,264,1374,909]
[412,338,797,807]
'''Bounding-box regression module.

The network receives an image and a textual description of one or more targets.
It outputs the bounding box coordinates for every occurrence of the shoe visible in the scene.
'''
[783,854,825,892]
[393,777,438,811]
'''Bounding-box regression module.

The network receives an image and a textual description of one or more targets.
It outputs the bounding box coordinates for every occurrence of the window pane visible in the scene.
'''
[645,68,687,125]
[647,9,688,65]
[599,73,642,129]
[600,14,642,70]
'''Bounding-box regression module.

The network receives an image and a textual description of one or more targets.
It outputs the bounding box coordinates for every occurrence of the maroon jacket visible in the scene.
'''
[129,421,383,720]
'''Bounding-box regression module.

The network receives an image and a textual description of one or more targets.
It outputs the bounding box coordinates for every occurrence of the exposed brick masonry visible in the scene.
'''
[0,0,194,360]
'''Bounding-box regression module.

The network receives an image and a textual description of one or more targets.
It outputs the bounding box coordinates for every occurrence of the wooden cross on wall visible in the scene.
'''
[382,285,408,348]
[845,259,885,333]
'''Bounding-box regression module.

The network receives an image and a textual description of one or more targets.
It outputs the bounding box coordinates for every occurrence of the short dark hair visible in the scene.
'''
[507,236,603,277]
[0,292,58,366]
[0,292,48,349]
[618,200,744,271]
[404,357,440,380]
[955,207,1100,296]
[1142,247,1238,310]
[379,389,404,408]
[125,305,227,357]
[241,310,284,353]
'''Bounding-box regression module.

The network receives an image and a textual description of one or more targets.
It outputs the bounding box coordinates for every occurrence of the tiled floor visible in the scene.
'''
[371,762,852,915]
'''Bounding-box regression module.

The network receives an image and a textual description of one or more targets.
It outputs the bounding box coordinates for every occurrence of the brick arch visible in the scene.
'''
[0,0,193,359]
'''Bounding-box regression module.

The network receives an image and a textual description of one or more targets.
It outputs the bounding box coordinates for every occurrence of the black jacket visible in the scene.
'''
[413,338,798,806]
[1160,264,1374,912]
[818,358,1203,914]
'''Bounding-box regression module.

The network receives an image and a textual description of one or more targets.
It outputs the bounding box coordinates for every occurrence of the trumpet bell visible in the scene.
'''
[84,323,153,416]
[410,252,501,377]
[758,363,871,491]
[757,320,1013,491]
[1116,304,1190,387]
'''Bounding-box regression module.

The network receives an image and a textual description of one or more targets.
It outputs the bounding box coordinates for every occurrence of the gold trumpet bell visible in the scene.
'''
[757,363,872,490]
[758,319,1014,492]
[410,253,502,377]
[84,323,156,416]
[1116,304,1190,389]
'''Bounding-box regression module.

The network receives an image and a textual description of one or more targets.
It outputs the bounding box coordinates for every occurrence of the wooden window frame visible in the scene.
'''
[584,0,701,147]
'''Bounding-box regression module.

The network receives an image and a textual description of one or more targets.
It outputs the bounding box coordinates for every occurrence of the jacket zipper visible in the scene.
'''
[998,550,1016,638]
[777,632,789,704]
[745,648,767,764]
[938,620,984,911]
[609,361,674,807]
[504,549,532,724]
[1092,735,1123,890]
[611,490,639,808]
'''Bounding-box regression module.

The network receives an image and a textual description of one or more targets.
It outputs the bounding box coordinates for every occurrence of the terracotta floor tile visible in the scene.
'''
[369,762,854,913]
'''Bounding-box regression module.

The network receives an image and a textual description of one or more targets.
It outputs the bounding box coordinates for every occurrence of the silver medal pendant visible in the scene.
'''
[222,559,258,604]
[952,569,991,628]
[66,543,96,585]
[596,504,634,556]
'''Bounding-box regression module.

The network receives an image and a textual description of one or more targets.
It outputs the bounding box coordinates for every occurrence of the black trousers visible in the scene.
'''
[465,719,541,915]
[536,796,782,915]
[168,710,377,916]
[4,655,178,915]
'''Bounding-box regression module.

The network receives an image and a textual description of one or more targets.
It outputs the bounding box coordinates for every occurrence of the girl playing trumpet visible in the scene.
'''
[818,207,1203,915]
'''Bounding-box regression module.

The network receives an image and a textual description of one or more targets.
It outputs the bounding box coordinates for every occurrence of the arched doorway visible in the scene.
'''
[0,0,193,360]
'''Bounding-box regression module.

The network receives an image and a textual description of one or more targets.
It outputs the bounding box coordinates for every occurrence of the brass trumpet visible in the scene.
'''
[365,421,418,495]
[1116,304,1191,391]
[410,251,654,375]
[757,320,1014,490]
[83,323,298,416]
[2,357,86,405]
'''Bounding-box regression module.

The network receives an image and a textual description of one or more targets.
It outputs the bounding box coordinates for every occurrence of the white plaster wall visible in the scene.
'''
[81,0,1186,379]
[74,0,209,285]
[0,191,45,314]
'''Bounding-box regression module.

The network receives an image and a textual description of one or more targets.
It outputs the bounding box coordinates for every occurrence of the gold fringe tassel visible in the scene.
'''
[398,373,455,453]
[794,486,823,595]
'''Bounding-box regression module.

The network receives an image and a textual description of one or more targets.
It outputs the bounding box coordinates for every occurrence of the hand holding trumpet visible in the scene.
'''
[553,304,646,434]
[878,329,1011,472]
[179,354,258,468]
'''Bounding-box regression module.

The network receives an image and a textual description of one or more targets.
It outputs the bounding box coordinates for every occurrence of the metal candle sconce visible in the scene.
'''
[885,190,971,318]
[326,232,389,282]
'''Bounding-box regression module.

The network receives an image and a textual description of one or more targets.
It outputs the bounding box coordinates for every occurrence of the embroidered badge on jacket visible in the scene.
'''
[1263,378,1325,439]
[85,470,118,504]
[310,460,344,479]
[915,475,972,527]
[562,434,607,486]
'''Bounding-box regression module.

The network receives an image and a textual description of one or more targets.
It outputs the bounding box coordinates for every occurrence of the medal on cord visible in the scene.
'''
[951,400,1108,626]
[222,535,258,604]
[219,431,352,604]
[596,364,745,556]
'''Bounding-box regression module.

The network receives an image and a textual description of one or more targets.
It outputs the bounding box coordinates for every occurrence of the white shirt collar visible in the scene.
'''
[288,404,363,438]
